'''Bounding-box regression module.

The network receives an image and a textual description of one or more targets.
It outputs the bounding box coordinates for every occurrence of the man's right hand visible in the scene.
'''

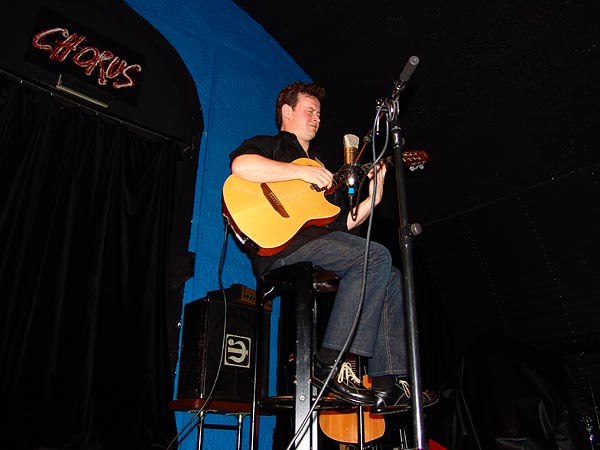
[297,164,333,189]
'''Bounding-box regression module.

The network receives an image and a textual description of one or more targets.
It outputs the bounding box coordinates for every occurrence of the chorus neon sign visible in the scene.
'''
[26,6,145,106]
[31,27,142,90]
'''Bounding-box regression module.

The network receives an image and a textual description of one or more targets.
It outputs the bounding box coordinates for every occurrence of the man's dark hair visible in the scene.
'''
[275,81,325,129]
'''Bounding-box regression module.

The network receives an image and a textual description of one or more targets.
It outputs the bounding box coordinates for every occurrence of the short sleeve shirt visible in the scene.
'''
[229,131,350,276]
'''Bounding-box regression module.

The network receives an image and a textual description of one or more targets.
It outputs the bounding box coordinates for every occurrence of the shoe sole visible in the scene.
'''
[370,394,440,415]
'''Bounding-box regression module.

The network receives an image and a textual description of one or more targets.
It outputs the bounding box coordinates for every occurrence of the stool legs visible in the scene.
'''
[235,414,244,450]
[194,411,246,450]
[291,262,315,450]
[196,411,205,450]
[250,284,265,450]
[251,262,318,450]
[251,262,363,450]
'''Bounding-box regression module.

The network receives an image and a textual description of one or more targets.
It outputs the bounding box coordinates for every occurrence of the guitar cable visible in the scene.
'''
[283,213,373,450]
[166,223,231,450]
[284,105,391,450]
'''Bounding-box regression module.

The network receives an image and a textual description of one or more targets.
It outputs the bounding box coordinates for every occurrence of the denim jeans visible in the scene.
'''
[269,231,408,377]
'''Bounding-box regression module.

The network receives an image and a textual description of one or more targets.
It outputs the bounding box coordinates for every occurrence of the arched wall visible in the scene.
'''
[123,1,309,448]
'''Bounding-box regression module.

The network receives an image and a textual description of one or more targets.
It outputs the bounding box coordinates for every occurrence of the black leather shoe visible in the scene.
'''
[312,355,376,406]
[371,379,439,415]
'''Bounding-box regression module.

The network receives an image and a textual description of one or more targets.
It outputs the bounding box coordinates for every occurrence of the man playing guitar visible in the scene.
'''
[228,81,431,414]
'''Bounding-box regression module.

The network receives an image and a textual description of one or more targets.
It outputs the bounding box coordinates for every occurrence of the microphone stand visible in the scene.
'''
[362,55,427,448]
[389,113,428,450]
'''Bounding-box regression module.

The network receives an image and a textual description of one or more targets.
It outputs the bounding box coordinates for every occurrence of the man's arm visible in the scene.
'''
[231,153,334,189]
[346,162,387,230]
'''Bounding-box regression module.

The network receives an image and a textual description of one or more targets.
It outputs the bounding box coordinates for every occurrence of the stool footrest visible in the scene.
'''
[169,398,251,414]
[259,395,352,412]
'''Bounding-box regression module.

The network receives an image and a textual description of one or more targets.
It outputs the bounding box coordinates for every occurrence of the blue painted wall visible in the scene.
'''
[123,1,309,448]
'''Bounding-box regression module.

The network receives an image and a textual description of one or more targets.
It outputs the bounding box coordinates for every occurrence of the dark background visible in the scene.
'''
[233,0,600,447]
[232,0,598,224]
[1,0,598,448]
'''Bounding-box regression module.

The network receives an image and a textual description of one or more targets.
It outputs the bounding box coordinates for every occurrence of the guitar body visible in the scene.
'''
[319,408,385,444]
[222,158,340,256]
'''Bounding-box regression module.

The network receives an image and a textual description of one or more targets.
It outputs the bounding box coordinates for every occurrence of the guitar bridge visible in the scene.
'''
[261,183,289,218]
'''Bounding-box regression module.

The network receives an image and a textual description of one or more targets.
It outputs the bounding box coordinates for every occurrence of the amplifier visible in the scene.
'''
[177,295,270,402]
[206,283,272,310]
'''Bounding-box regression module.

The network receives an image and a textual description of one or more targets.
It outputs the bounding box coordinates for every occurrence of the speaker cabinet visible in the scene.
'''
[177,296,270,402]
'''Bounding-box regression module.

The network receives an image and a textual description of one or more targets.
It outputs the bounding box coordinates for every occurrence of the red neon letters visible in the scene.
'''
[32,27,142,89]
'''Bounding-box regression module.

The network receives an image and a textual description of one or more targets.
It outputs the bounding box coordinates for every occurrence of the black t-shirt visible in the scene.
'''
[229,131,351,276]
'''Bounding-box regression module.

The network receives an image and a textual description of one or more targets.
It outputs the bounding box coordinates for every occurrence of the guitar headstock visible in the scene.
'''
[402,150,429,171]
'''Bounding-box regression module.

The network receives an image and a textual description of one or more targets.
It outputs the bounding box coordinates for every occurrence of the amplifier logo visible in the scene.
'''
[225,334,251,368]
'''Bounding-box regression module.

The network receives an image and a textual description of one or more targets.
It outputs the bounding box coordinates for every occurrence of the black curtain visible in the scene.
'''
[0,72,189,449]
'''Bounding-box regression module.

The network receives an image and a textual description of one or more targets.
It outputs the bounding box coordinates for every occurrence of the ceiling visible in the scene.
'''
[232,0,598,224]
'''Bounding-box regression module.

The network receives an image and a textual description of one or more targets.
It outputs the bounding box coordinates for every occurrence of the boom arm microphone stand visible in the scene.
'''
[362,56,429,450]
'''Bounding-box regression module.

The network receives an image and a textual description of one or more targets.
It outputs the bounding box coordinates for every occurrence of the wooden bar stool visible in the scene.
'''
[249,261,352,450]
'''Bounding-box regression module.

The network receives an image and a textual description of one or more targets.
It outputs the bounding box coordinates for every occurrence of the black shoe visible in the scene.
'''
[371,379,439,415]
[312,355,376,406]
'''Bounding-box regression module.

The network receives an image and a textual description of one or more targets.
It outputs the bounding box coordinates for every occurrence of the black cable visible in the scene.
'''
[284,105,390,450]
[166,223,230,450]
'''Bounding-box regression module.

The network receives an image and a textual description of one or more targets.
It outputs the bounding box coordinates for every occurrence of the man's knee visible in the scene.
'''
[370,241,392,266]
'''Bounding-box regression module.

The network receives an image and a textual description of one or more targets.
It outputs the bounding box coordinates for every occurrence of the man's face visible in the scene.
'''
[283,93,321,144]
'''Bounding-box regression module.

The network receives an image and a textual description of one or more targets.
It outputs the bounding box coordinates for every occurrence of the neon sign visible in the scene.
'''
[31,27,141,89]
[26,5,145,106]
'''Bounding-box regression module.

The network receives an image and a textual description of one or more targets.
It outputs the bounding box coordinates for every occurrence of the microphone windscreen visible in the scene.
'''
[343,134,359,165]
[343,134,359,150]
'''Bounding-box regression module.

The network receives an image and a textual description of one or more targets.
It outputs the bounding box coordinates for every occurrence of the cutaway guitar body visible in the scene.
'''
[222,158,340,255]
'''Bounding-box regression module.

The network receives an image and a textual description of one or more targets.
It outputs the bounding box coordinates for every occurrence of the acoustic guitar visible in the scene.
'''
[222,151,428,256]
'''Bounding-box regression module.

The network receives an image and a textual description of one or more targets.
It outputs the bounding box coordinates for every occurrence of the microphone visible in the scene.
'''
[344,133,359,166]
[343,134,360,209]
[392,55,420,96]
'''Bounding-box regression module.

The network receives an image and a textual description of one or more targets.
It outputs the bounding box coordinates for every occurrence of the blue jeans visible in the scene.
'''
[269,231,408,377]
